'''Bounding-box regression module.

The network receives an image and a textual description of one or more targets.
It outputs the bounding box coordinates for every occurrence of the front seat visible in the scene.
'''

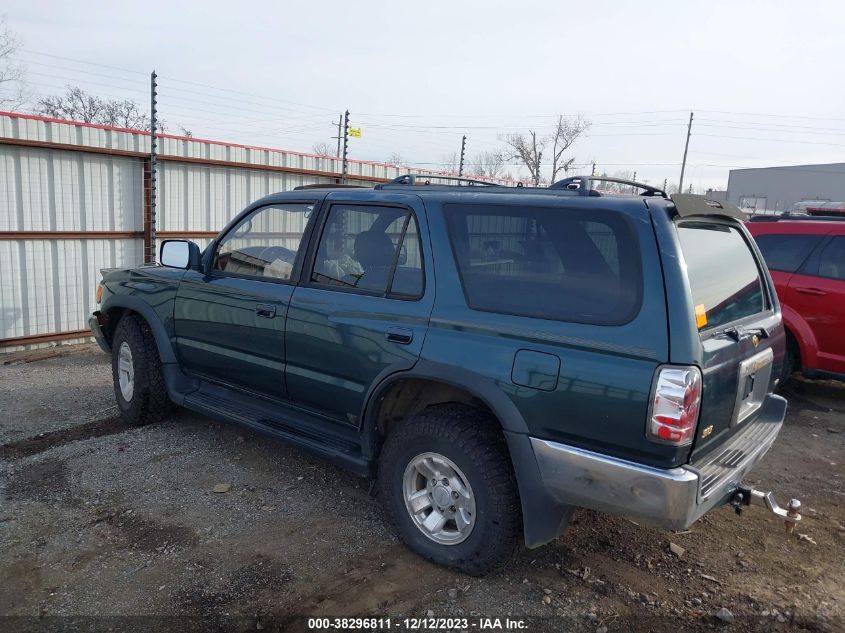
[353,230,396,291]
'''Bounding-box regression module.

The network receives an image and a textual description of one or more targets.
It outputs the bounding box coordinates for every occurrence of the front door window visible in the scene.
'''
[213,203,314,282]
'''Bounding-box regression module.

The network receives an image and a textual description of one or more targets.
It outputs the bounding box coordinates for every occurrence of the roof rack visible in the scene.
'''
[375,174,506,189]
[293,183,369,190]
[747,213,845,222]
[549,175,669,198]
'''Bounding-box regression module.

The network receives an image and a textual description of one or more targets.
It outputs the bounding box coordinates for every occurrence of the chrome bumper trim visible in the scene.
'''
[530,394,786,531]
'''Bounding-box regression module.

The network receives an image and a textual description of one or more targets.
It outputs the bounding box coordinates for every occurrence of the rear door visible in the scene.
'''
[284,194,434,424]
[785,234,845,375]
[676,219,781,458]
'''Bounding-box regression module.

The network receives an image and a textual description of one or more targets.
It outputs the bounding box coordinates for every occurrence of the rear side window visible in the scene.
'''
[311,204,424,298]
[444,204,642,324]
[753,234,821,273]
[678,222,766,330]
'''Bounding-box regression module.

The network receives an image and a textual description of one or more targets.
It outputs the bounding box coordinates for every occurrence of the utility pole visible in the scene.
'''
[458,135,466,177]
[678,111,694,195]
[333,114,342,158]
[148,70,158,264]
[341,110,350,183]
[591,162,596,176]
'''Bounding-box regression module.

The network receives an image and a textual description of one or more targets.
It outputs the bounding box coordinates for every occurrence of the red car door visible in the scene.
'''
[786,234,845,375]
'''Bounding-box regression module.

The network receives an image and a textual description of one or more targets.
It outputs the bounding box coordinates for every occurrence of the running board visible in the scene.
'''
[183,383,370,476]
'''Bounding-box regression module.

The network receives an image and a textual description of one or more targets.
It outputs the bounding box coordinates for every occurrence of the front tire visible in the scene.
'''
[111,315,172,426]
[378,404,521,576]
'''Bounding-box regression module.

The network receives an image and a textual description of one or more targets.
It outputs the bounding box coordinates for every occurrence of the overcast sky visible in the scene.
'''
[4,0,845,189]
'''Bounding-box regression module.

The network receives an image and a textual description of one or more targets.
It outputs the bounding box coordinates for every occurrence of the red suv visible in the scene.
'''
[747,214,845,383]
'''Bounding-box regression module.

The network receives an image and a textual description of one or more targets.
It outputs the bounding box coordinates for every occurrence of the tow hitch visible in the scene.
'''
[730,486,802,533]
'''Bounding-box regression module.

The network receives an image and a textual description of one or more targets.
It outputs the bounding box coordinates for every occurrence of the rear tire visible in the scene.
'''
[111,315,172,426]
[378,404,521,576]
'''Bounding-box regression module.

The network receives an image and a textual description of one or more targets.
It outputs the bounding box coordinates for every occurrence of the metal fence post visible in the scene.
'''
[148,70,158,263]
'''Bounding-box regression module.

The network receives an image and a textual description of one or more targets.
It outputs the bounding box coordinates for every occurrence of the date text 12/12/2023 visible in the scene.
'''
[307,617,528,630]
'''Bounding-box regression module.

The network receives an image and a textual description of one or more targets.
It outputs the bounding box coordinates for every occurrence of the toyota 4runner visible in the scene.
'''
[89,175,799,575]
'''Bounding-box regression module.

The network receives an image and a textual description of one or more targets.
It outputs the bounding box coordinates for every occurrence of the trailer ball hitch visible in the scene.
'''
[731,487,801,533]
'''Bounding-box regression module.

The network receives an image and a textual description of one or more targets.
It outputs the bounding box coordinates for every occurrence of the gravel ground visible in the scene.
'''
[0,343,843,632]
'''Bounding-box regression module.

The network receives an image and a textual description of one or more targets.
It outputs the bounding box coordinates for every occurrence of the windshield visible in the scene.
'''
[677,222,766,331]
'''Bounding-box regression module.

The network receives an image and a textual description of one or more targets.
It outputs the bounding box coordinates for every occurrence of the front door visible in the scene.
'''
[174,201,318,399]
[285,195,434,424]
[786,234,845,375]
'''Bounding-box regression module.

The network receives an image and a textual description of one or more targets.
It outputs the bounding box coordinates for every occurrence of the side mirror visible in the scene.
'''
[160,239,202,270]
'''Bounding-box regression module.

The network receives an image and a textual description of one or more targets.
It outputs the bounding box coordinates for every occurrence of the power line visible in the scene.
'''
[20,48,339,114]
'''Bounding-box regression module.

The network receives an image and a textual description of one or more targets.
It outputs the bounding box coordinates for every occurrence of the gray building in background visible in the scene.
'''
[726,162,845,213]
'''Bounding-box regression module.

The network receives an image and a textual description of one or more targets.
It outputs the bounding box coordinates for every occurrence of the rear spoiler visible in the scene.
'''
[670,194,747,222]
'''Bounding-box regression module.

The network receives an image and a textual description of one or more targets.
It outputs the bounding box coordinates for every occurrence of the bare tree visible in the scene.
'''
[100,98,153,128]
[387,152,405,165]
[502,130,545,186]
[0,16,28,109]
[312,142,332,156]
[549,115,590,183]
[441,151,459,173]
[35,85,165,130]
[37,86,103,122]
[595,170,634,194]
[469,151,505,179]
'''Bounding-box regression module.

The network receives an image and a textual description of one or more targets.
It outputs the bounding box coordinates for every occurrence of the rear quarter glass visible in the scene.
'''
[442,203,643,325]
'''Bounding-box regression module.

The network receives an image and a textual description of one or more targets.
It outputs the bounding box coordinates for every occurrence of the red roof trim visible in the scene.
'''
[0,110,503,181]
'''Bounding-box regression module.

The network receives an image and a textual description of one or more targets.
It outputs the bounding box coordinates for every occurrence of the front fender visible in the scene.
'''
[102,292,177,364]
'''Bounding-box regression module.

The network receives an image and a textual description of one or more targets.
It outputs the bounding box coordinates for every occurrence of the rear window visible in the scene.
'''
[444,204,642,324]
[678,222,766,330]
[753,234,822,273]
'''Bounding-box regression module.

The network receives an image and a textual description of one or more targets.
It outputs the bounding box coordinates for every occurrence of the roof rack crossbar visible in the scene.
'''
[549,175,668,198]
[375,173,504,189]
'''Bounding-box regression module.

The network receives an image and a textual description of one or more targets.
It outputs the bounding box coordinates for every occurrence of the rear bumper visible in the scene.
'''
[530,393,787,531]
[88,312,111,354]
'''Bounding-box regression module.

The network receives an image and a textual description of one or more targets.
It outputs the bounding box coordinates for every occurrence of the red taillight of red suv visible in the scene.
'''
[647,366,702,445]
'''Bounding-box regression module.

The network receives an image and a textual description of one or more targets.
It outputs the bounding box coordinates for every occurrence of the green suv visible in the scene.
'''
[89,175,798,575]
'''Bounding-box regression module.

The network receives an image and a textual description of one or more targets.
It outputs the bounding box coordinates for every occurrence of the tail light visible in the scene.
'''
[647,366,702,446]
[95,283,105,304]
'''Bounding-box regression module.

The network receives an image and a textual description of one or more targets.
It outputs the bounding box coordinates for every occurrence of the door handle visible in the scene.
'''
[255,304,276,318]
[385,327,413,345]
[794,287,827,296]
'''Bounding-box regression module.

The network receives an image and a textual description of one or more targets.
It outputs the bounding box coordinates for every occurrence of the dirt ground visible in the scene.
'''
[1,343,842,633]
